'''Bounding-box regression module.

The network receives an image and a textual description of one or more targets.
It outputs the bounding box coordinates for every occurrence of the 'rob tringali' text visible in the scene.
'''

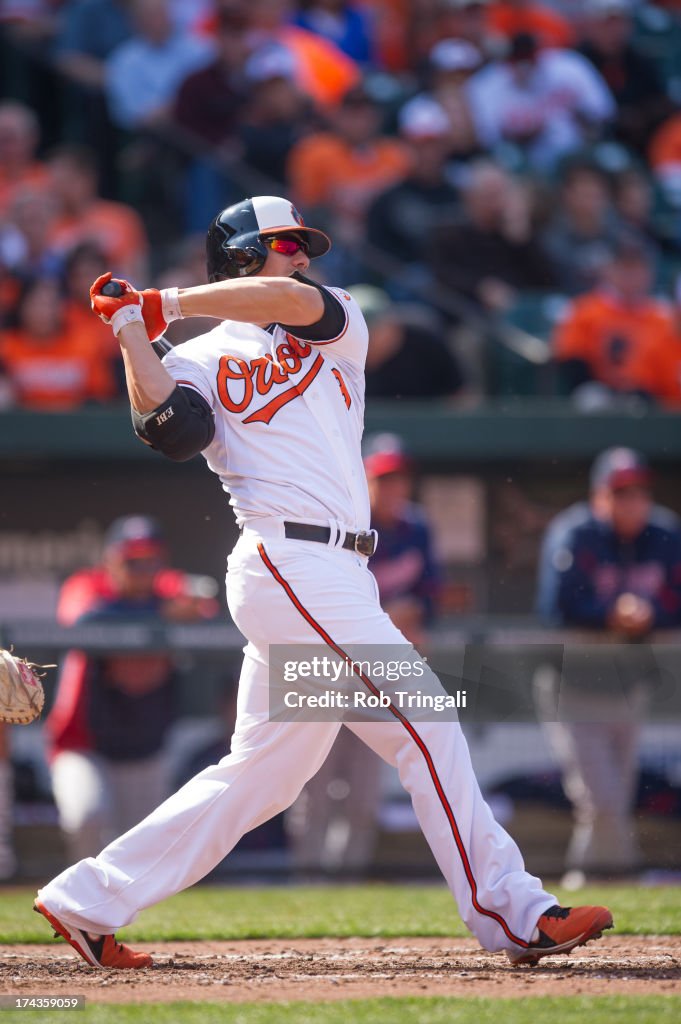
[283,690,466,710]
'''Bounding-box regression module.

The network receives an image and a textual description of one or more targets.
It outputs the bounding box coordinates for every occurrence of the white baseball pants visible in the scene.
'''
[38,521,555,953]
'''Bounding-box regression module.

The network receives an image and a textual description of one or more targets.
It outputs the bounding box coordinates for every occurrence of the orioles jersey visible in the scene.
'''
[161,286,370,529]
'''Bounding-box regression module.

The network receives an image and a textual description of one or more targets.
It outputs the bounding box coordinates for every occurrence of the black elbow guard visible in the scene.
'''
[132,385,215,461]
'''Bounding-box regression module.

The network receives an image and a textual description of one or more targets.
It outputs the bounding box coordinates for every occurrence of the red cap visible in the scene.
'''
[114,538,165,560]
[104,515,166,560]
[606,467,652,491]
[364,451,413,478]
[590,447,652,492]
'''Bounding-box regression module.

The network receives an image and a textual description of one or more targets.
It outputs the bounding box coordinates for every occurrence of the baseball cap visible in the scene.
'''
[398,97,451,140]
[428,38,483,74]
[364,434,413,478]
[104,515,166,559]
[590,448,652,492]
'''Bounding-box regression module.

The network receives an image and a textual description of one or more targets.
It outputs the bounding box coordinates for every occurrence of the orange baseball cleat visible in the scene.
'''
[507,904,614,966]
[33,899,152,969]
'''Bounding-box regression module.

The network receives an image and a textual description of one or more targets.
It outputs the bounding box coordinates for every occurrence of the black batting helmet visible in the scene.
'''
[206,196,331,282]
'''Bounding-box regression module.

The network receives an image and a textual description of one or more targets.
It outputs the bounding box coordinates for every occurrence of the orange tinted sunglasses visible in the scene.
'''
[266,235,310,256]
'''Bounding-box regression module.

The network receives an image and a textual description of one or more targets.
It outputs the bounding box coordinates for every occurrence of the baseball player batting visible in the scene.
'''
[34,196,612,969]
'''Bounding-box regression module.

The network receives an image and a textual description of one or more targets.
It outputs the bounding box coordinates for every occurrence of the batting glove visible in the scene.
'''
[90,272,145,336]
[138,287,183,342]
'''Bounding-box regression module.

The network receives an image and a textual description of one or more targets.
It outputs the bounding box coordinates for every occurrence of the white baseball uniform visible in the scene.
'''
[38,283,554,954]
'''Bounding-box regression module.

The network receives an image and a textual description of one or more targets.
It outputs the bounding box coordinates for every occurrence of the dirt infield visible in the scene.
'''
[1,936,680,1003]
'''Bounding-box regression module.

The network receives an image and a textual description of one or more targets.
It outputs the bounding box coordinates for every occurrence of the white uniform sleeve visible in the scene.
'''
[162,347,216,409]
[288,287,369,369]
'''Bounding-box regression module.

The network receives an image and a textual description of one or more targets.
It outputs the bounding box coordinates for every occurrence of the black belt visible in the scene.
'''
[284,521,377,556]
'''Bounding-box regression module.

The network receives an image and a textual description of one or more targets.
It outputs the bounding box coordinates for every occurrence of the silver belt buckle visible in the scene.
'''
[354,529,378,557]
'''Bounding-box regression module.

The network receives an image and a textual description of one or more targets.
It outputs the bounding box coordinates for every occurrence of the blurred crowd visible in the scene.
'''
[2,0,681,407]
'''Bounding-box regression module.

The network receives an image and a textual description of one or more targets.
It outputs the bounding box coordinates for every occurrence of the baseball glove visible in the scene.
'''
[0,648,50,724]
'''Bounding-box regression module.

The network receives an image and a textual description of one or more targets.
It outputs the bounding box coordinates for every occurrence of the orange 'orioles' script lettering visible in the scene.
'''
[332,368,351,409]
[217,335,323,425]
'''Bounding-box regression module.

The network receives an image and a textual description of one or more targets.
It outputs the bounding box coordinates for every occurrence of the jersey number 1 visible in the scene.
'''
[332,368,351,409]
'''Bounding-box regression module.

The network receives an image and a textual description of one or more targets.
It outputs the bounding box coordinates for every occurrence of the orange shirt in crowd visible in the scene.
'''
[287,133,410,216]
[281,26,360,106]
[0,161,49,217]
[200,11,359,106]
[49,201,149,278]
[487,3,574,48]
[553,290,681,405]
[0,307,118,410]
[649,113,681,171]
[66,301,123,360]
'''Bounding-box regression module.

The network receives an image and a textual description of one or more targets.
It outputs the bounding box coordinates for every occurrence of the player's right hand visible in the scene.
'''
[90,272,145,336]
[608,593,654,637]
[90,272,141,321]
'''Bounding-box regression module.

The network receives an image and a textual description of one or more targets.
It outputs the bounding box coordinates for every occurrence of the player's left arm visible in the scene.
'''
[164,274,367,366]
[134,273,368,365]
[174,275,325,327]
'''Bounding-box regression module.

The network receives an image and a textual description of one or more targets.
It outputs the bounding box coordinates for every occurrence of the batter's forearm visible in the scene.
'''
[118,321,176,413]
[176,277,324,326]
